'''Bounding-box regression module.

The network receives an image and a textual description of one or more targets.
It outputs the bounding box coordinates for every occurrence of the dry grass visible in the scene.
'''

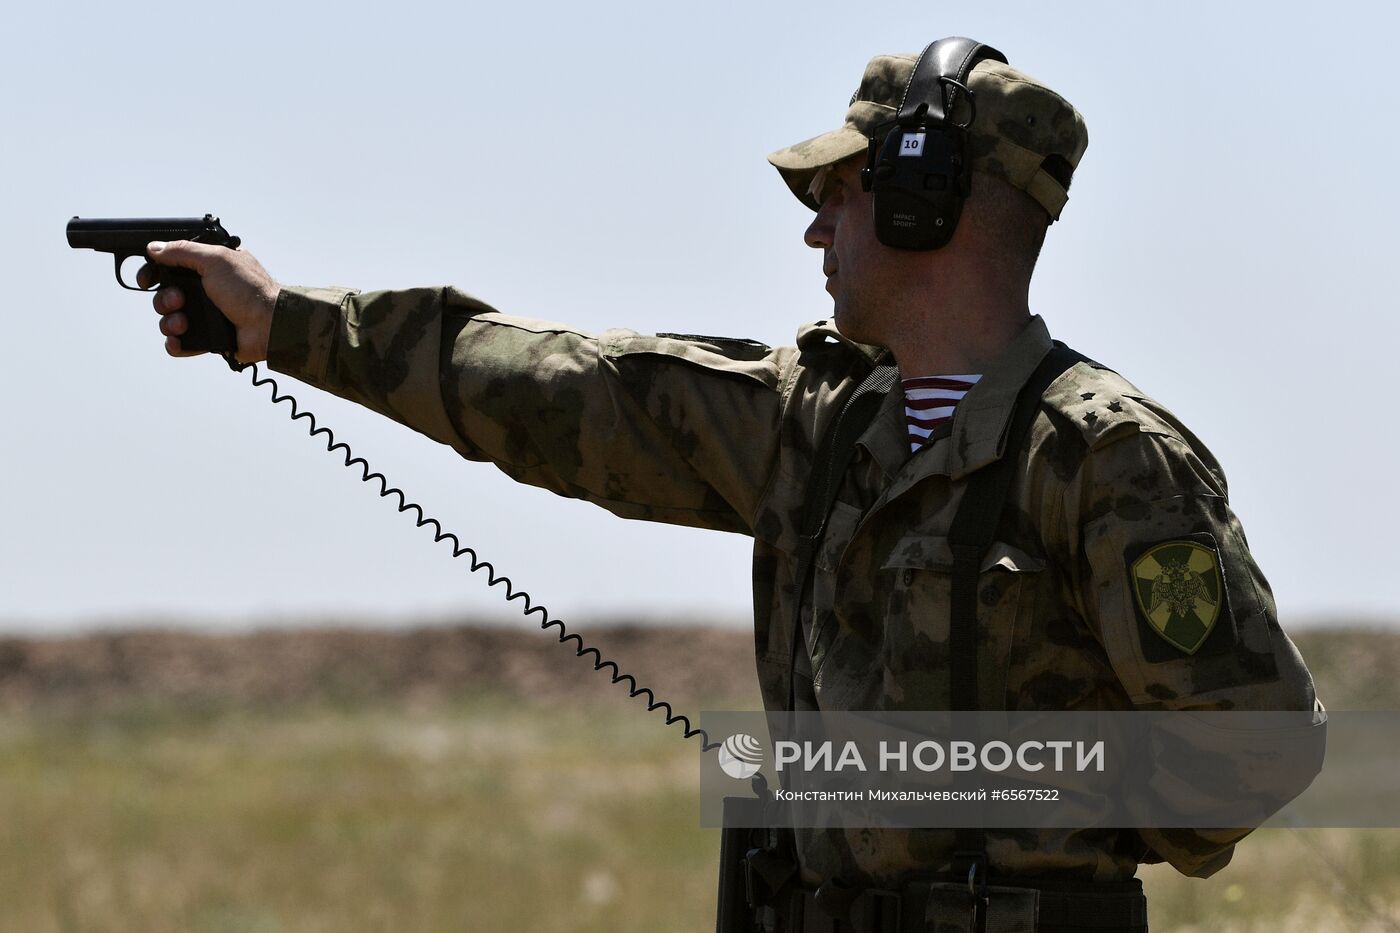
[0,696,713,933]
[0,622,1393,931]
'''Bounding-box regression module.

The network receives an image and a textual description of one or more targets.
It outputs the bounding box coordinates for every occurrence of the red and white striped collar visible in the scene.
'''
[903,374,982,453]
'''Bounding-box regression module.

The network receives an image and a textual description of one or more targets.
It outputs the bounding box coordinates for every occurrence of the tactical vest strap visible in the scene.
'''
[947,341,1087,708]
[946,341,1088,927]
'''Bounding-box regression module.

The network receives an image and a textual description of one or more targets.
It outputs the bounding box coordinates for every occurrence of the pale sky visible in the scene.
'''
[2,1,1396,633]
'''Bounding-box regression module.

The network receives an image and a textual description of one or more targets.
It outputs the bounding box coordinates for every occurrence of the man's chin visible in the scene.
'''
[831,305,878,347]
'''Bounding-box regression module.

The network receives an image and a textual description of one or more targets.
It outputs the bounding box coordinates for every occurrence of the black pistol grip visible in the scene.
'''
[160,267,237,355]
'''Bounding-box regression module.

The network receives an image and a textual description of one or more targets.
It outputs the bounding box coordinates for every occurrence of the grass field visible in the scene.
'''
[0,624,1395,932]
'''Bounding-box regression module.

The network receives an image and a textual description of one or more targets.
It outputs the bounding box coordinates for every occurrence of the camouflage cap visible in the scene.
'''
[767,52,1089,221]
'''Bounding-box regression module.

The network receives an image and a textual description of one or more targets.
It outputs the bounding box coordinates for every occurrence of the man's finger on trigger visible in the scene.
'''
[136,262,159,290]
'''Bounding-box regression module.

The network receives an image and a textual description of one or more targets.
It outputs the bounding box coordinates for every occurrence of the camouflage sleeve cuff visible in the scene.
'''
[266,285,360,388]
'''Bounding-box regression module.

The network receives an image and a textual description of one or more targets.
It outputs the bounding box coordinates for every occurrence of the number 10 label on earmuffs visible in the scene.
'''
[899,132,927,156]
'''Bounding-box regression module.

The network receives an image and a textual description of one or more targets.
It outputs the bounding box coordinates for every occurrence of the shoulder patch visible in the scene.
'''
[1130,536,1224,655]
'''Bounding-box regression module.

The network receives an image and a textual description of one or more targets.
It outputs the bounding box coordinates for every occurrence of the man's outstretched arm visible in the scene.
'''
[140,240,794,535]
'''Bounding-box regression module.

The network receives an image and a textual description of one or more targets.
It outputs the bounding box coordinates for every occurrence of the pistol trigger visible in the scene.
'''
[114,252,148,292]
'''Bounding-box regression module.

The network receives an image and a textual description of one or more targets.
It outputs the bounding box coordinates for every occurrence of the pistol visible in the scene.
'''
[67,214,243,366]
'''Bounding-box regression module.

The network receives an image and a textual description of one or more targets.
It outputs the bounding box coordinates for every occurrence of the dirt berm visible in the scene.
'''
[0,621,1390,712]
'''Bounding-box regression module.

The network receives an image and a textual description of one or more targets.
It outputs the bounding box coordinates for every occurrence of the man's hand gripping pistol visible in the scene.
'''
[67,215,280,370]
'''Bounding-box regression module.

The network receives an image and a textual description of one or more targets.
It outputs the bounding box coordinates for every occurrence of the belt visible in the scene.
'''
[767,876,1147,933]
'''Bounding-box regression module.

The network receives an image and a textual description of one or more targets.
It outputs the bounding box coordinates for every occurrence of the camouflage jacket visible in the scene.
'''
[267,285,1316,886]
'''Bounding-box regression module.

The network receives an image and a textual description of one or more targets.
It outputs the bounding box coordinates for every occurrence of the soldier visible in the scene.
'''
[139,38,1315,933]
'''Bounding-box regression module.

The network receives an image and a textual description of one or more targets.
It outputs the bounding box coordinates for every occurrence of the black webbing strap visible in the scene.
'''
[947,342,1087,711]
[786,363,900,713]
[952,341,1092,706]
[946,341,1088,926]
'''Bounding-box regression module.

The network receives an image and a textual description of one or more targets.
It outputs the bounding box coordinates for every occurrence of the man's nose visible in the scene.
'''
[804,206,833,249]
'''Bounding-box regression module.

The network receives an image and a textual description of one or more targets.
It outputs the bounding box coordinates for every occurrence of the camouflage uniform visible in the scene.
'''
[266,289,1317,888]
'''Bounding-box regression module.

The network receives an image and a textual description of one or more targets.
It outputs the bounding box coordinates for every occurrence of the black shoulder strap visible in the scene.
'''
[946,341,1086,712]
[786,363,899,713]
[947,341,1087,907]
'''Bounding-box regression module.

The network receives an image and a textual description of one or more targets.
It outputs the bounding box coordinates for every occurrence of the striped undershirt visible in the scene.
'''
[903,374,982,453]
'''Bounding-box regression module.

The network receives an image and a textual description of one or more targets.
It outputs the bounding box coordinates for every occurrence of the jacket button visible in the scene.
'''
[903,569,914,586]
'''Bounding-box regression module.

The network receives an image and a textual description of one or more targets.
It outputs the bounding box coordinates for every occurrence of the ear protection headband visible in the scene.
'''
[860,37,1008,250]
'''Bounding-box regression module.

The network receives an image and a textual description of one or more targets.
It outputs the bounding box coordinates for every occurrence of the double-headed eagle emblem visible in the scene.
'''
[1149,556,1215,619]
[1131,541,1223,654]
